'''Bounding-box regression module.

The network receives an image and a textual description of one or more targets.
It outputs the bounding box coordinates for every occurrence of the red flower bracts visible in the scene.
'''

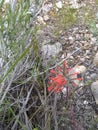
[48,74,66,92]
[48,61,83,93]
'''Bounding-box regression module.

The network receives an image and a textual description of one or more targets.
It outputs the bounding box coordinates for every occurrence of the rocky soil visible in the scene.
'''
[31,0,98,129]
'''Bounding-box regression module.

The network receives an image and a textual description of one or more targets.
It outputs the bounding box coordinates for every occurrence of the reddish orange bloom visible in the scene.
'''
[48,61,83,93]
[48,74,66,92]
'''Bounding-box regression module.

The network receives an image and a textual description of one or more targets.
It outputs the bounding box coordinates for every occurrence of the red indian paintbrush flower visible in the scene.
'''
[48,61,83,93]
[48,74,66,92]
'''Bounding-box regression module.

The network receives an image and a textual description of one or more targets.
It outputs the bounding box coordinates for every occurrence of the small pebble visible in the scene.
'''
[62,87,67,95]
[93,52,98,66]
[83,100,88,105]
[43,15,49,21]
[0,58,4,68]
[90,73,97,80]
[80,58,85,62]
[86,50,90,55]
[56,1,63,9]
[68,36,74,43]
[94,46,98,51]
[96,24,98,28]
[91,37,96,44]
[91,80,98,104]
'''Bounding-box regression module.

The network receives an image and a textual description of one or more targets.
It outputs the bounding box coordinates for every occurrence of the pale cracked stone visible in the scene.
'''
[69,0,85,9]
[41,42,62,66]
[69,65,86,85]
[56,1,63,9]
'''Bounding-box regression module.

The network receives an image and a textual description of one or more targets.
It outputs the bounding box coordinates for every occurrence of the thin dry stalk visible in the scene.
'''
[0,69,16,106]
[11,83,34,130]
[53,93,58,130]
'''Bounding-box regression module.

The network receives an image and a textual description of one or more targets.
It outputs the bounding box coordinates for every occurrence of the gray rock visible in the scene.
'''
[41,42,62,60]
[90,73,97,80]
[91,81,98,104]
[80,58,85,62]
[29,5,38,16]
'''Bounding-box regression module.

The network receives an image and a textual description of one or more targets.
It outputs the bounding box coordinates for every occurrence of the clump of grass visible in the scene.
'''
[53,6,78,36]
[0,0,43,129]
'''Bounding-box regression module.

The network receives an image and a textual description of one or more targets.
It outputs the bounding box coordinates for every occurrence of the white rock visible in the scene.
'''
[61,54,65,59]
[91,37,96,44]
[37,16,46,25]
[62,87,67,95]
[69,0,80,9]
[0,58,4,68]
[43,15,49,21]
[86,50,90,55]
[93,52,98,66]
[69,0,85,9]
[83,100,88,105]
[56,1,63,9]
[96,24,98,28]
[79,82,84,87]
[91,81,98,104]
[4,0,10,4]
[68,36,74,43]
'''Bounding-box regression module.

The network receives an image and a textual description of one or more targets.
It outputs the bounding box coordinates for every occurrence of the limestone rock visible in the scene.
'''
[41,42,62,60]
[41,42,62,66]
[93,52,98,66]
